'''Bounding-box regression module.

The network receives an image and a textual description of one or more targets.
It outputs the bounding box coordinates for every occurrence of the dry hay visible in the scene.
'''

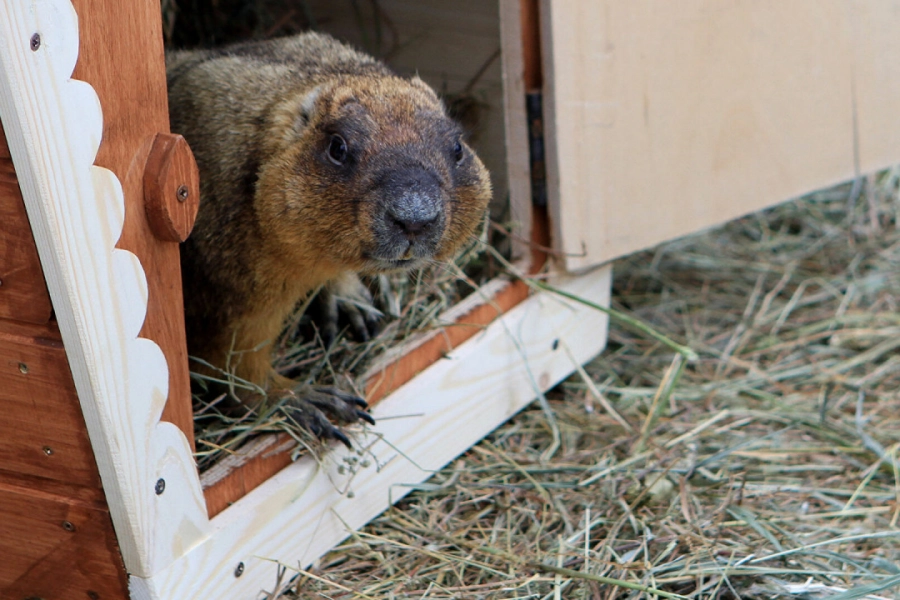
[255,171,900,599]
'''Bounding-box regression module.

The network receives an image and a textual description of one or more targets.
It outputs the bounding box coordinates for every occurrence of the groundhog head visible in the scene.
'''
[255,74,491,278]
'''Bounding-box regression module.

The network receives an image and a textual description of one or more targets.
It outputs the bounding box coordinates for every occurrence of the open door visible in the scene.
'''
[541,0,900,271]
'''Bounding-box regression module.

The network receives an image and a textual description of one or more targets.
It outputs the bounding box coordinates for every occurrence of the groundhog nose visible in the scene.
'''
[388,199,440,236]
[384,168,443,239]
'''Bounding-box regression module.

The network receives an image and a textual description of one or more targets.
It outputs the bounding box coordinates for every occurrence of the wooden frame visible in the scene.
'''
[0,0,611,596]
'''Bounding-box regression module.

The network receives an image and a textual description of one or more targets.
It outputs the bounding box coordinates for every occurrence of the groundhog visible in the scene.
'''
[167,33,492,446]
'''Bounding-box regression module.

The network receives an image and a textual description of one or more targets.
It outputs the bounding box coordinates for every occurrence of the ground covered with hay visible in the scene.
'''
[260,174,900,599]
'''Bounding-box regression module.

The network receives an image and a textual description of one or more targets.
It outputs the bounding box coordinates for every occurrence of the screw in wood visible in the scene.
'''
[42,446,53,456]
[155,478,166,495]
[18,363,28,374]
[30,33,40,51]
[176,184,189,202]
[87,592,100,600]
[234,562,245,578]
[62,521,75,532]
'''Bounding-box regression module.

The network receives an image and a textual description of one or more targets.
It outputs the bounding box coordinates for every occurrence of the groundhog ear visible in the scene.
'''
[294,85,323,131]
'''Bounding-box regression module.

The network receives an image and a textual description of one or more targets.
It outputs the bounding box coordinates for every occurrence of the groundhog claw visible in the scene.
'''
[281,385,374,449]
[327,426,353,450]
[355,409,376,426]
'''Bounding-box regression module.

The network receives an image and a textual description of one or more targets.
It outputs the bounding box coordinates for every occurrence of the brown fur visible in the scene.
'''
[167,33,491,408]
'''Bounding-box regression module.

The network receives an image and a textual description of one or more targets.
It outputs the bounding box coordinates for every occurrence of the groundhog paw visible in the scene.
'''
[281,385,375,449]
[312,273,383,347]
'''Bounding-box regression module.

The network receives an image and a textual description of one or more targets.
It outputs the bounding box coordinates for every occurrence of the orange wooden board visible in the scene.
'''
[202,434,296,518]
[0,318,127,598]
[0,479,128,600]
[365,278,530,402]
[0,123,52,325]
[0,319,105,492]
[71,0,196,450]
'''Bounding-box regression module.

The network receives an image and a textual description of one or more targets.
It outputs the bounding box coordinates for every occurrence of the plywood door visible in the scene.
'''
[541,0,900,271]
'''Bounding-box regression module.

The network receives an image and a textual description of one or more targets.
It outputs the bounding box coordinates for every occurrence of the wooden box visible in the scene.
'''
[1,1,899,598]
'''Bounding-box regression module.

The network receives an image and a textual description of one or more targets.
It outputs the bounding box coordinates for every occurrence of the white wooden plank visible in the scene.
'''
[133,265,611,599]
[0,0,209,578]
[499,0,532,262]
[541,0,900,271]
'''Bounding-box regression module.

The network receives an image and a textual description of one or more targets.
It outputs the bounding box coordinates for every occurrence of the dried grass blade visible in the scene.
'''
[530,279,699,361]
[635,353,687,453]
[804,573,900,600]
[750,531,900,564]
[561,339,634,432]
[727,506,784,552]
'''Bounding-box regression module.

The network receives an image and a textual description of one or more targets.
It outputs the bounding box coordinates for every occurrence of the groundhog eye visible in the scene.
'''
[453,140,464,165]
[327,134,348,165]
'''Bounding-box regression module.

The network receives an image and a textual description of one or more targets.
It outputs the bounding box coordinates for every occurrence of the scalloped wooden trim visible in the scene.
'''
[0,0,209,578]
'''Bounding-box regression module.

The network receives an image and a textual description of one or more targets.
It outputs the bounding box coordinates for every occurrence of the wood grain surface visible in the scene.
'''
[0,318,128,598]
[0,479,128,600]
[541,0,900,271]
[0,123,52,324]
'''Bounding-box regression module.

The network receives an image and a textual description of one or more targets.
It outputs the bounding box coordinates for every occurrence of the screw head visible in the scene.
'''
[176,184,189,202]
[43,446,53,456]
[18,363,28,374]
[234,561,245,577]
[155,478,166,495]
[30,33,40,51]
[62,520,75,532]
[87,592,100,600]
